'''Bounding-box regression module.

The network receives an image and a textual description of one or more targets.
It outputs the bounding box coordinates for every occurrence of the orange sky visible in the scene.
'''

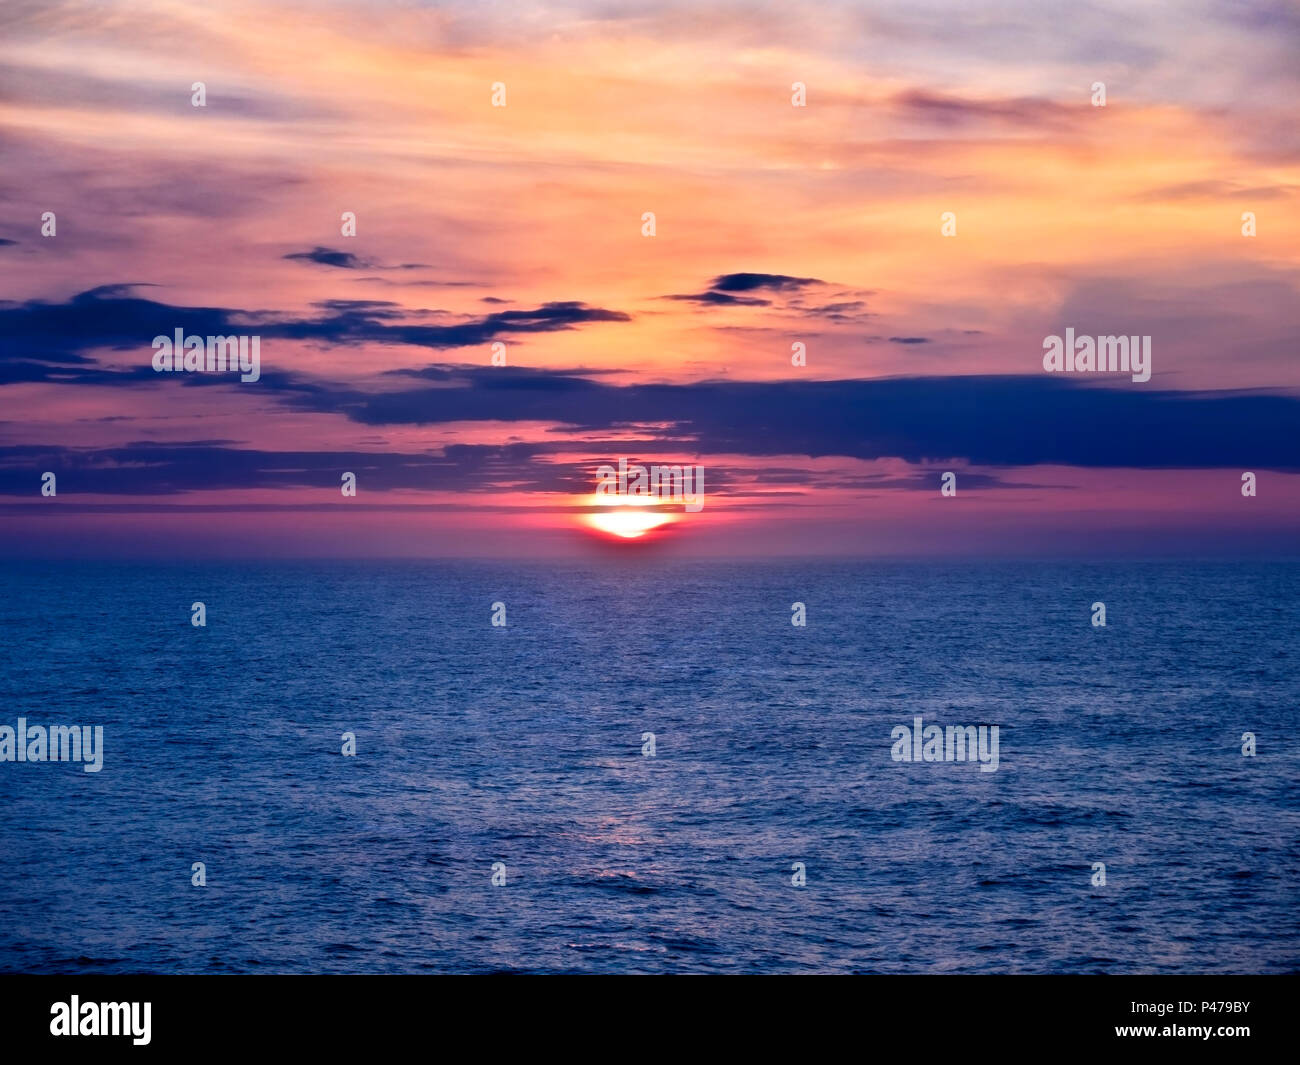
[2,0,1298,556]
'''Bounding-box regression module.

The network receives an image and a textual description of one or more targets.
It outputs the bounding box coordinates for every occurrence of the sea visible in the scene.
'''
[1,559,1297,973]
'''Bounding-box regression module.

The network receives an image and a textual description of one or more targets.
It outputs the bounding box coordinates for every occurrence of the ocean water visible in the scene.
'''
[0,559,1297,974]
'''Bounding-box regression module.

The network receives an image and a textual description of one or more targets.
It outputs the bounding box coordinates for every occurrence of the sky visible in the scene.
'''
[1,0,1298,557]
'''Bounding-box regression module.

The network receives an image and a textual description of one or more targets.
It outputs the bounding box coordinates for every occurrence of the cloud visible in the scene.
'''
[664,291,770,306]
[6,288,1299,474]
[0,439,1029,500]
[0,285,632,382]
[0,440,563,496]
[284,247,371,269]
[0,61,325,122]
[709,273,824,292]
[287,367,1300,473]
[284,247,431,271]
[10,367,1298,500]
[891,89,1076,130]
[1130,180,1297,203]
[662,271,827,308]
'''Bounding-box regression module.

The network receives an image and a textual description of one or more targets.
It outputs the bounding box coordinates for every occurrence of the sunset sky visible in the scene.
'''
[2,0,1298,557]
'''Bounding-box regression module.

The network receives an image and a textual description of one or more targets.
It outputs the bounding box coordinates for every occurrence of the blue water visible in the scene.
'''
[1,559,1297,973]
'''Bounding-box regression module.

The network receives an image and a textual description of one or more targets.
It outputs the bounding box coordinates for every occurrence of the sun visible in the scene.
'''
[582,493,678,540]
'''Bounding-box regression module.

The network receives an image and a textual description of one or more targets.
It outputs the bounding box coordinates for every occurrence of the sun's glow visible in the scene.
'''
[582,493,678,539]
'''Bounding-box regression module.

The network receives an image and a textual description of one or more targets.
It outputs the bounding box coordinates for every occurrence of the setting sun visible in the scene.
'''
[582,494,678,540]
